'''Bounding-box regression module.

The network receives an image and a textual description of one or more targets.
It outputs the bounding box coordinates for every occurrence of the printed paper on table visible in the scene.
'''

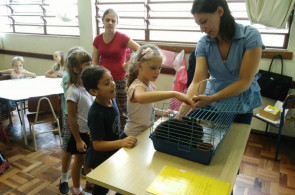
[147,165,231,195]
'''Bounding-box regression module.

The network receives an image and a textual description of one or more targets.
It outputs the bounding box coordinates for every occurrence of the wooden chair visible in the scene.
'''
[253,94,295,160]
[26,94,62,151]
[0,74,13,127]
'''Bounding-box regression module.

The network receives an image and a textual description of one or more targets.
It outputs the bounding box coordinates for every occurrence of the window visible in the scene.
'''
[95,0,293,49]
[0,0,79,36]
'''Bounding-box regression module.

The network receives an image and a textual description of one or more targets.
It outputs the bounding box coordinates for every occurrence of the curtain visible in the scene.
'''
[246,0,295,28]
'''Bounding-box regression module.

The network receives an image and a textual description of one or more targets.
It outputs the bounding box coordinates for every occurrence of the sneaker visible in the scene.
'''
[59,180,70,195]
[0,161,10,175]
[85,181,94,190]
[81,167,86,178]
[71,189,92,195]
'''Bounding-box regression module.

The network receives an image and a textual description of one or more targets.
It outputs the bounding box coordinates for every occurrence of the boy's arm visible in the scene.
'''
[67,100,87,152]
[92,136,137,151]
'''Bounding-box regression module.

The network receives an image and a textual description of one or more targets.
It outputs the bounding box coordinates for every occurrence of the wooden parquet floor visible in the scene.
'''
[234,131,295,195]
[1,110,295,195]
[0,110,90,195]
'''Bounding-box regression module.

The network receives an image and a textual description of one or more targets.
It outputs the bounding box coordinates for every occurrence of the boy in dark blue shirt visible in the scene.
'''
[81,66,137,195]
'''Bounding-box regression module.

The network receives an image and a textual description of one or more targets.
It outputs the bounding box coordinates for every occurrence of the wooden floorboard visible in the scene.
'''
[235,132,295,195]
[1,110,295,194]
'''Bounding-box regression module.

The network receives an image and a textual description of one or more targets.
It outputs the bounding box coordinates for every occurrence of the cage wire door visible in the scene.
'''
[150,93,248,165]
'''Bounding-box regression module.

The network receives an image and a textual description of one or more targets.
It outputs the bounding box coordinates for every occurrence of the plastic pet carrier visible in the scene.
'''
[150,94,248,165]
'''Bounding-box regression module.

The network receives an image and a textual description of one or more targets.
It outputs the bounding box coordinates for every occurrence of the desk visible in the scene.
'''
[0,76,63,145]
[86,122,251,195]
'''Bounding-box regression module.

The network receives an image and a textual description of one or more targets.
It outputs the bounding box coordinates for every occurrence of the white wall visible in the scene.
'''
[1,1,295,137]
[0,34,80,75]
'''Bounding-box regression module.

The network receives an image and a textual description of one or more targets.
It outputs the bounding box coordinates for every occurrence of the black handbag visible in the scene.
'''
[258,54,292,101]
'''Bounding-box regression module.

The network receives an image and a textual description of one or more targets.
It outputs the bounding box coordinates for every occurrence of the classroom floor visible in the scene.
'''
[0,110,295,195]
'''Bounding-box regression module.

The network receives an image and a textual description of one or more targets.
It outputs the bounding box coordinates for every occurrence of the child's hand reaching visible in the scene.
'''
[175,92,194,107]
[121,136,137,148]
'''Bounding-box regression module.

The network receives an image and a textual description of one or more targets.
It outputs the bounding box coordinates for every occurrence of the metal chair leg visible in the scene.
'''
[16,101,23,125]
[264,123,269,135]
[57,120,62,146]
[275,126,283,161]
[0,125,13,150]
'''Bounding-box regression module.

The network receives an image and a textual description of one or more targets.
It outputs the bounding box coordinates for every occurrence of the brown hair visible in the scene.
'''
[66,48,92,87]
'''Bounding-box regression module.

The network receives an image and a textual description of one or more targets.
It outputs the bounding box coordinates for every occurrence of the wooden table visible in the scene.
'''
[0,76,63,145]
[86,122,251,195]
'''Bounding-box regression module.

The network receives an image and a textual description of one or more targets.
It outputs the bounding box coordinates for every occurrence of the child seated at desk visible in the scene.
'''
[81,65,137,195]
[0,56,36,116]
[45,51,66,78]
[0,56,36,79]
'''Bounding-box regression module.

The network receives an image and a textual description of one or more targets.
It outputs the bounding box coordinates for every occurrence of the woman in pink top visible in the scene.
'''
[92,8,139,132]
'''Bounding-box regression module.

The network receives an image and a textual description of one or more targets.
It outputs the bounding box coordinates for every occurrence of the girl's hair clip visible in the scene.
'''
[140,48,154,61]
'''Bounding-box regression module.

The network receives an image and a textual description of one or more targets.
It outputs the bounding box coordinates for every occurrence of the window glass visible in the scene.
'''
[15,25,44,34]
[99,28,145,40]
[95,0,292,49]
[47,26,79,36]
[0,0,79,36]
[117,18,145,29]
[149,19,198,31]
[150,30,202,43]
[261,34,285,48]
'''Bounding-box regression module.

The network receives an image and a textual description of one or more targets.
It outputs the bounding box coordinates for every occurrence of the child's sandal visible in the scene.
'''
[0,161,10,175]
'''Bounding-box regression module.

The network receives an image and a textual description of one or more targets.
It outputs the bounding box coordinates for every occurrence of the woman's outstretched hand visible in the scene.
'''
[192,95,213,108]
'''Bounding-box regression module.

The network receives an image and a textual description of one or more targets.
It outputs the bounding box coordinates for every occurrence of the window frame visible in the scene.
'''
[95,0,294,49]
[0,0,79,37]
